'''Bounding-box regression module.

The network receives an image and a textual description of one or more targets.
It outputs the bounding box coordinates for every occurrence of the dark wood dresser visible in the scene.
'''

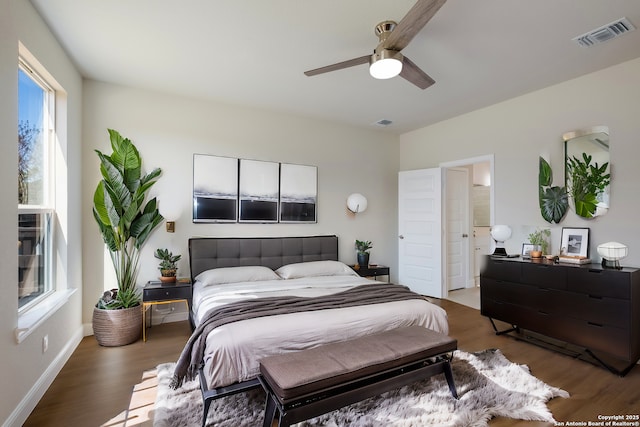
[480,256,640,376]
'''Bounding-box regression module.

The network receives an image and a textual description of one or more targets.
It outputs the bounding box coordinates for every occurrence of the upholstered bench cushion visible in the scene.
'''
[259,326,457,401]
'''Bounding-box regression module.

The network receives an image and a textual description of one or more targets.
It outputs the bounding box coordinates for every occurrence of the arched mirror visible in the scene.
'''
[563,126,611,218]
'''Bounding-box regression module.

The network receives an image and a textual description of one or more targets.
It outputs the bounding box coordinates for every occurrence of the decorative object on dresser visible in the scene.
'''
[355,239,372,268]
[154,348,568,427]
[597,241,629,269]
[490,224,512,256]
[480,256,640,376]
[154,248,181,283]
[527,227,550,257]
[92,129,164,347]
[559,227,590,263]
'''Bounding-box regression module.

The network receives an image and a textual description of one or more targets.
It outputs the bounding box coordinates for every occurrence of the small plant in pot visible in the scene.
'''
[355,240,372,268]
[155,248,181,283]
[528,228,551,258]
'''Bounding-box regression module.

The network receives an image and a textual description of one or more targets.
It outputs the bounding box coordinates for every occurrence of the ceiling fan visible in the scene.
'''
[304,0,447,89]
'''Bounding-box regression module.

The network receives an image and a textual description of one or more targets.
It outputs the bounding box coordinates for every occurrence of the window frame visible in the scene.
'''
[17,56,56,314]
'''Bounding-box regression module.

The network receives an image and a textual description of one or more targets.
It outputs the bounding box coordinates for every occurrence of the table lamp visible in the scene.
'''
[490,225,512,256]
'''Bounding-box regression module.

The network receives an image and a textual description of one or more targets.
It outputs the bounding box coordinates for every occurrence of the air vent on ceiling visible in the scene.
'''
[572,17,636,47]
[374,119,393,127]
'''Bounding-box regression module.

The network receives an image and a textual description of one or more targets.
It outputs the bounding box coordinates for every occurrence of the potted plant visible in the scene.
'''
[355,240,373,268]
[92,129,163,346]
[528,228,551,258]
[155,248,181,283]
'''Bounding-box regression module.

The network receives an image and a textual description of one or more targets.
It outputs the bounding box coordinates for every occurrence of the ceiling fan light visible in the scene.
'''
[369,50,403,79]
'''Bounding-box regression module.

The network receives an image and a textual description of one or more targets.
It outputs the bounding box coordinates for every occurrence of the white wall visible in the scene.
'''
[81,81,400,326]
[400,57,640,266]
[0,0,83,425]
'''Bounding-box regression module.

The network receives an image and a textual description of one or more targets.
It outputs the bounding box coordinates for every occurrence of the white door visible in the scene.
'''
[398,168,443,298]
[446,168,470,290]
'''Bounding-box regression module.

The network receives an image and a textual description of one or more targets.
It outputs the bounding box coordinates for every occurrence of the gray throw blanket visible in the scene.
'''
[170,283,427,389]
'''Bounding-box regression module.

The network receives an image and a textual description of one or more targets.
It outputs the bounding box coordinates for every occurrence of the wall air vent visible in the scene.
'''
[374,119,393,127]
[572,17,636,47]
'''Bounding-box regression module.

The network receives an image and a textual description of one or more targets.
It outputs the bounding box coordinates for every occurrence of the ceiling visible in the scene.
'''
[30,0,640,134]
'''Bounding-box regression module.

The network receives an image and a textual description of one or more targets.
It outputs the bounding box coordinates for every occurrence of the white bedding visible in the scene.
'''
[192,275,449,389]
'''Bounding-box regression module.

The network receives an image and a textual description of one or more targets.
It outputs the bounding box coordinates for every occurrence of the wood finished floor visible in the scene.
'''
[24,300,640,426]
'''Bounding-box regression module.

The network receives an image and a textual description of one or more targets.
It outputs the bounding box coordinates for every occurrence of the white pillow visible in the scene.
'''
[195,266,280,286]
[276,260,358,279]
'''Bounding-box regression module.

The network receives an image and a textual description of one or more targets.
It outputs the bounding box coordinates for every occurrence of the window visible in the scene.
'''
[18,58,55,311]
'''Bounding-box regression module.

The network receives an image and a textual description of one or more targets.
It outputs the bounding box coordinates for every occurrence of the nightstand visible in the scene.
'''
[142,281,191,341]
[352,265,390,281]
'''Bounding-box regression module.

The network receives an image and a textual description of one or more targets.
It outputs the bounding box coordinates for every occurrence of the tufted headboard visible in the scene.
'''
[188,235,339,281]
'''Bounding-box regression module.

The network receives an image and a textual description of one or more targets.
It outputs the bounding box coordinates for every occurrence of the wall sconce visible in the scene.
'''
[347,193,368,214]
[165,221,175,233]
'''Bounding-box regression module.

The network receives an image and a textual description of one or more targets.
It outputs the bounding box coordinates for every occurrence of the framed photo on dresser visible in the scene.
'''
[560,227,590,258]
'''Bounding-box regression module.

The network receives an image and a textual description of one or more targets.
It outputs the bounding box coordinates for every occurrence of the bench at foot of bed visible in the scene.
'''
[257,326,458,427]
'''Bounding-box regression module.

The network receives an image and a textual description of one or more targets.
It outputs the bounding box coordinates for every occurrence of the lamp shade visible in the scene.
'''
[490,225,512,243]
[490,225,512,256]
[347,193,368,213]
[597,242,628,261]
[369,50,403,80]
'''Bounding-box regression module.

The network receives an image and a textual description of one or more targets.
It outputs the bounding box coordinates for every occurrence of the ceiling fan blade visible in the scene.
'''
[384,0,447,51]
[304,55,370,77]
[399,56,435,89]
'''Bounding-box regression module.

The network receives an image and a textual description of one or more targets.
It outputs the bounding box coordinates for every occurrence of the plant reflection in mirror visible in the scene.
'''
[566,153,610,218]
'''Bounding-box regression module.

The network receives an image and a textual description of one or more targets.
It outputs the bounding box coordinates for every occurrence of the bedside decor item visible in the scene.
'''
[538,157,568,224]
[92,129,163,346]
[597,241,628,269]
[560,227,590,259]
[347,193,368,213]
[490,225,512,256]
[154,248,181,283]
[355,239,372,267]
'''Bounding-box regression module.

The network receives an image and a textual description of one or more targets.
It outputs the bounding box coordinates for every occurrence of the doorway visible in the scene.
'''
[441,155,494,308]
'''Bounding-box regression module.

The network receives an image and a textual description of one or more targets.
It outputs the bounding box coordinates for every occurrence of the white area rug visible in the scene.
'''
[154,349,568,427]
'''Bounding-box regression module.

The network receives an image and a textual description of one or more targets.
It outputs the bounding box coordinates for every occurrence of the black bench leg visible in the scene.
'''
[263,392,278,427]
[443,361,458,399]
[202,396,213,427]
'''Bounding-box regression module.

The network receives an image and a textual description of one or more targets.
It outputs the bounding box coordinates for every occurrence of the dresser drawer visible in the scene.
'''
[520,263,567,290]
[143,285,191,302]
[563,317,630,360]
[567,268,631,299]
[481,259,520,282]
[560,292,630,329]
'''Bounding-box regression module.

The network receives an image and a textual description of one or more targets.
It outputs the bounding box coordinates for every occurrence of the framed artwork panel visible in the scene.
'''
[279,163,317,223]
[560,227,590,258]
[521,243,535,259]
[239,159,279,223]
[193,154,238,222]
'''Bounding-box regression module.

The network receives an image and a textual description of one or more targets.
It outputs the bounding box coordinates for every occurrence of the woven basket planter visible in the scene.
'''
[92,305,142,347]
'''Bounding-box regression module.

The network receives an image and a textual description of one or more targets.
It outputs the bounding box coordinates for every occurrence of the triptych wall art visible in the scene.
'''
[193,154,317,223]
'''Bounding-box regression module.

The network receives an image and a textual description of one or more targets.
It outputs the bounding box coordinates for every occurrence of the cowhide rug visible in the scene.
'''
[153,349,568,427]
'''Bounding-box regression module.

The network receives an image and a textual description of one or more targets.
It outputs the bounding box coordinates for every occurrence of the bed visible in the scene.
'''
[173,235,449,422]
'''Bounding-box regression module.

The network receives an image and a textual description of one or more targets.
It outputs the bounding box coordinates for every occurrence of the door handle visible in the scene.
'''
[399,235,404,239]
[462,233,469,238]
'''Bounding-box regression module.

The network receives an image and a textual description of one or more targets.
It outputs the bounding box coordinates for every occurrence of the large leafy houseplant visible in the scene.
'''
[93,129,163,310]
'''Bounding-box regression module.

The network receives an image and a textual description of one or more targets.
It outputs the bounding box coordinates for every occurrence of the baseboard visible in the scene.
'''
[4,326,83,427]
